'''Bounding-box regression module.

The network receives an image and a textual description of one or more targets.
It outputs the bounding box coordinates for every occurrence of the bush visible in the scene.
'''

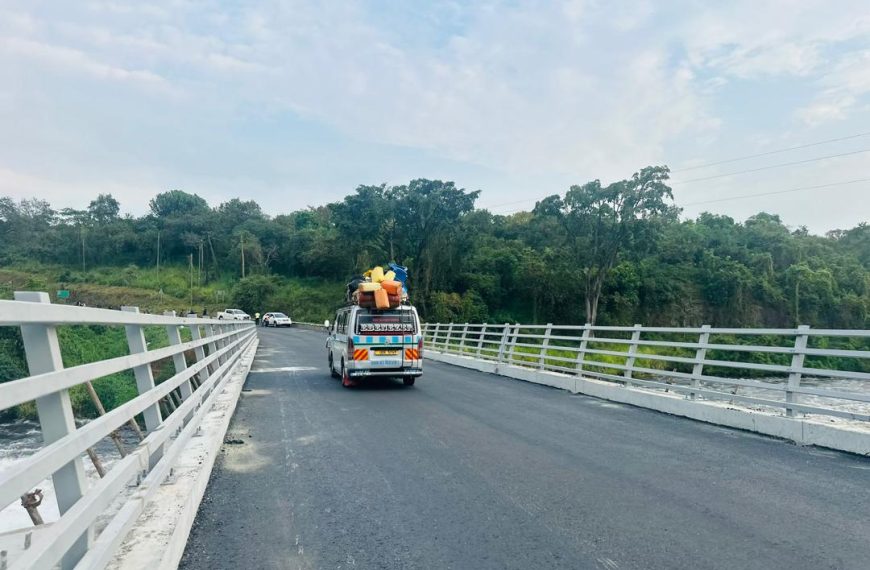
[231,275,278,315]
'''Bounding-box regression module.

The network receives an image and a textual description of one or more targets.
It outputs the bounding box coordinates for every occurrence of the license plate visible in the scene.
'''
[372,360,401,367]
[373,349,399,355]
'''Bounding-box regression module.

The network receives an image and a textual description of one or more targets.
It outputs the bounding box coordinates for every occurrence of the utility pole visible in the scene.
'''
[189,253,194,313]
[240,233,246,279]
[198,241,204,286]
[80,226,86,273]
[156,231,161,288]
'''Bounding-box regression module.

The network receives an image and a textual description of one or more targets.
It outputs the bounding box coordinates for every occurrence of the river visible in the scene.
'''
[0,420,140,535]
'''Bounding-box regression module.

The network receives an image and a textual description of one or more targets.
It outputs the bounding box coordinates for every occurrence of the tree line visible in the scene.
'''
[1,166,868,328]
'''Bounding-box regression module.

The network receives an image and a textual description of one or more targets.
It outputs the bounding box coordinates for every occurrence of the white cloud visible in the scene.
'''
[797,50,870,126]
[0,0,868,231]
[0,37,170,90]
[797,97,855,126]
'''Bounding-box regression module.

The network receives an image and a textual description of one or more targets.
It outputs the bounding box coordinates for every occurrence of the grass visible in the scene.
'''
[1,263,205,421]
[0,260,341,422]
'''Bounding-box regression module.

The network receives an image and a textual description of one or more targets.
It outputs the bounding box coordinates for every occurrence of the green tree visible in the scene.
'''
[88,194,121,223]
[149,190,209,218]
[231,275,277,315]
[535,166,676,325]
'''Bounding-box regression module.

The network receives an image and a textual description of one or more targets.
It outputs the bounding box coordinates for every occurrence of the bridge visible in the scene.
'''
[0,295,869,569]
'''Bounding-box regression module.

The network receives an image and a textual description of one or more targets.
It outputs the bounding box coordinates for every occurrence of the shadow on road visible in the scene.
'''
[342,377,415,391]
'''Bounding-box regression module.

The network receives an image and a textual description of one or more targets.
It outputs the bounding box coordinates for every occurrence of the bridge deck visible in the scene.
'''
[181,328,870,570]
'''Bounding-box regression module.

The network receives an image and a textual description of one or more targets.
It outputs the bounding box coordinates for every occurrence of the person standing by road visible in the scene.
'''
[255,312,260,326]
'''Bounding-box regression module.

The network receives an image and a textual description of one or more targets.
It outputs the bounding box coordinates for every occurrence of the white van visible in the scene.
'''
[326,304,423,387]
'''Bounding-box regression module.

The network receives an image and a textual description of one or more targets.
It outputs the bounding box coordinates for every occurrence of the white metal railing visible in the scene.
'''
[421,322,870,421]
[0,292,257,570]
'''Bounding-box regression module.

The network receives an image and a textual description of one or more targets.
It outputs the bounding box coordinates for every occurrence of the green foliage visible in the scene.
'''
[231,275,277,315]
[428,290,489,323]
[534,166,678,324]
[3,171,867,423]
[0,173,867,335]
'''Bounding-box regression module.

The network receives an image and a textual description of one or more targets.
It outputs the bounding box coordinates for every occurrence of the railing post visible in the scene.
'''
[538,323,553,369]
[458,323,469,354]
[786,325,810,417]
[218,324,232,364]
[623,324,642,387]
[690,325,711,400]
[189,322,213,380]
[496,323,510,368]
[506,324,519,365]
[204,324,221,368]
[477,323,487,358]
[164,312,193,402]
[122,306,164,465]
[432,323,441,352]
[227,323,240,358]
[444,323,454,353]
[15,292,91,569]
[575,324,591,375]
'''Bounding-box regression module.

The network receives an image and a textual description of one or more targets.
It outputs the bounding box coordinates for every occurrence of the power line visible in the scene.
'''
[482,196,537,210]
[672,131,870,172]
[480,134,870,212]
[681,178,870,207]
[673,148,870,184]
[491,178,870,215]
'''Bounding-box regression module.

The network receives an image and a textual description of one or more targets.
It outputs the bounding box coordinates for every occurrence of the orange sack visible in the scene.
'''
[374,288,390,309]
[380,280,402,295]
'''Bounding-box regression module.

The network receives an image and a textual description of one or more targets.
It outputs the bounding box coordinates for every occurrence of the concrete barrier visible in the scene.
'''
[426,351,870,456]
[291,322,328,333]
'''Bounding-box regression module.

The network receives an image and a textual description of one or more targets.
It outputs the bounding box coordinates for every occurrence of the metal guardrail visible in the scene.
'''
[421,322,870,421]
[0,292,257,570]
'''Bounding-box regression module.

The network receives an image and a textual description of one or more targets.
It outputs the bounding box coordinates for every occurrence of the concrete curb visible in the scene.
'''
[107,337,259,570]
[291,322,327,333]
[426,351,870,456]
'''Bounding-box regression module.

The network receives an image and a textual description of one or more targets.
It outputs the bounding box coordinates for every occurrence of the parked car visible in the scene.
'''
[326,304,422,387]
[217,308,250,320]
[262,312,292,327]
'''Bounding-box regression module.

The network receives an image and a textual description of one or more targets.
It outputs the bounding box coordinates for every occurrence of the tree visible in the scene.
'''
[149,190,209,218]
[535,166,676,325]
[231,275,276,315]
[88,194,120,223]
[391,179,480,308]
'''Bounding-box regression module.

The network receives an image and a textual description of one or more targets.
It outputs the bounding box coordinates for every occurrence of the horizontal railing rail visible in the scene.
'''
[0,292,257,570]
[421,322,870,422]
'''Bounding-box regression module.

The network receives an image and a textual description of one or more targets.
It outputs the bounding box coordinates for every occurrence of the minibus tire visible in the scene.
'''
[329,353,339,378]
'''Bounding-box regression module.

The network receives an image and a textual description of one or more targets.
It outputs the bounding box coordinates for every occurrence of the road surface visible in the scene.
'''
[181,327,870,570]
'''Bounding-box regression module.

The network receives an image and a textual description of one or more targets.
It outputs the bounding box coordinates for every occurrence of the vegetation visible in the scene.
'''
[1,169,867,328]
[1,167,868,418]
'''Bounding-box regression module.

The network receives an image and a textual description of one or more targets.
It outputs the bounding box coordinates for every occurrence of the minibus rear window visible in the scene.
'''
[355,311,416,334]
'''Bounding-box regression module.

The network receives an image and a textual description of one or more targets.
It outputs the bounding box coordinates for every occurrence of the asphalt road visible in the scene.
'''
[181,327,870,570]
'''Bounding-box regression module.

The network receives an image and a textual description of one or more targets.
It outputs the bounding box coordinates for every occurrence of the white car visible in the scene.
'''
[217,308,250,320]
[263,312,292,327]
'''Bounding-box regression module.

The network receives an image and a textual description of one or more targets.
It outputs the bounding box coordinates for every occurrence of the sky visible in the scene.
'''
[1,1,869,234]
